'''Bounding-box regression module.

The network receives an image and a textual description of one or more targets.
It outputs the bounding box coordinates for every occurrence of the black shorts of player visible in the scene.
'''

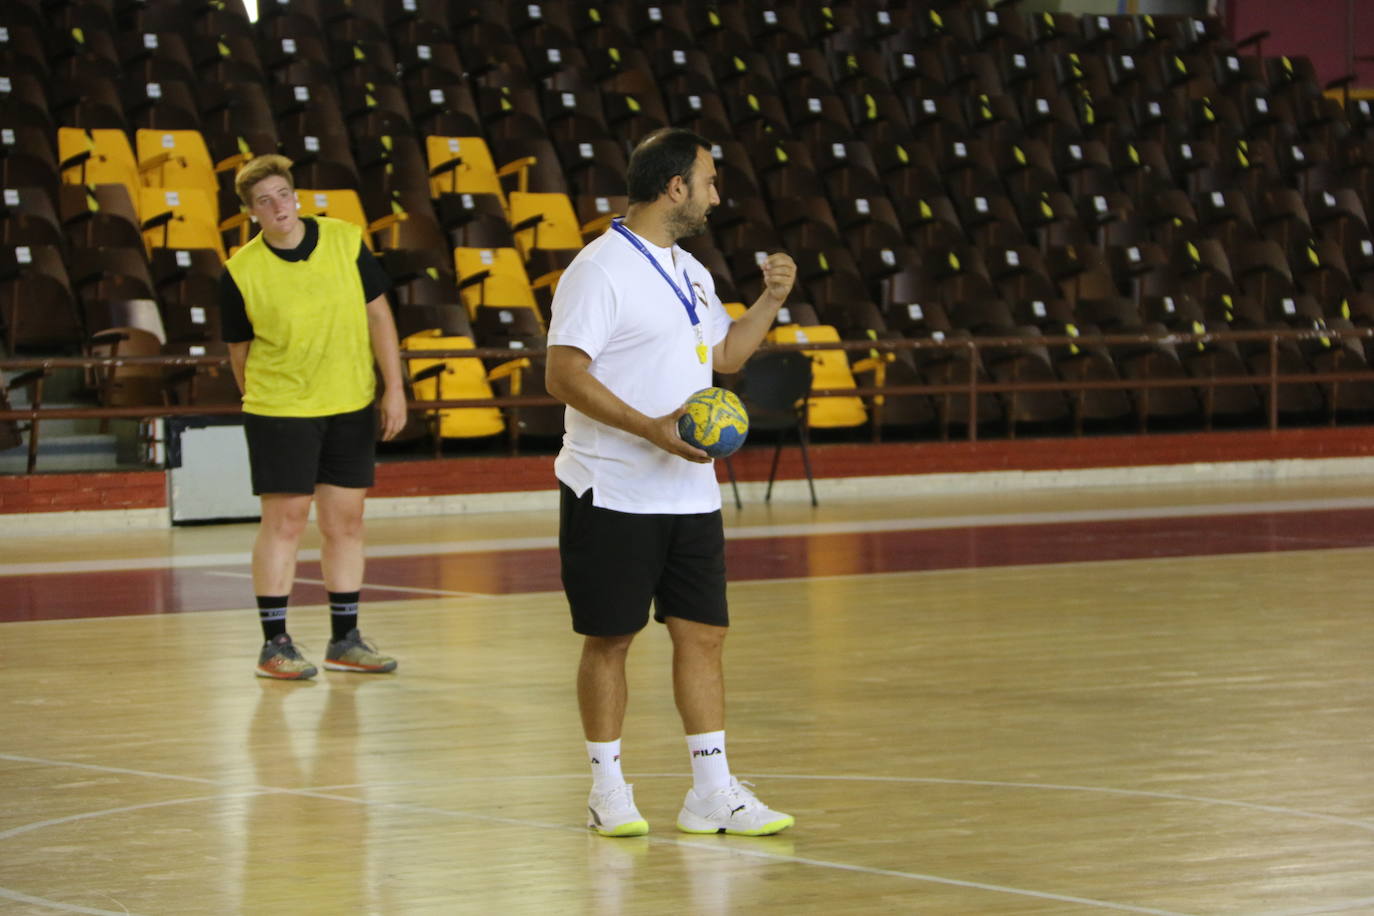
[243,404,377,495]
[559,483,729,637]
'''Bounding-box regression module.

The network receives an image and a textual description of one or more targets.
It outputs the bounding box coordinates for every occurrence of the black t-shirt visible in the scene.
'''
[218,218,392,343]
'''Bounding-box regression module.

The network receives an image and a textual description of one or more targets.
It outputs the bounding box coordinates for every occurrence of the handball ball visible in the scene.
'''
[677,387,750,458]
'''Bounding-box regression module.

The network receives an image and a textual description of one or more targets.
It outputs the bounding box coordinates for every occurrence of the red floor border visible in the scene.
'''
[3,427,1374,515]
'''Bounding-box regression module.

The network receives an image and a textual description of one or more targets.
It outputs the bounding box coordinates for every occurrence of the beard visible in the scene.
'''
[668,197,712,241]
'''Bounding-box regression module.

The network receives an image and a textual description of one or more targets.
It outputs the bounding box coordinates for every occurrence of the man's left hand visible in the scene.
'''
[378,386,408,441]
[761,252,797,303]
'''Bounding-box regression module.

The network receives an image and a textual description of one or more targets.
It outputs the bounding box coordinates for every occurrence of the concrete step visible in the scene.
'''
[0,432,121,474]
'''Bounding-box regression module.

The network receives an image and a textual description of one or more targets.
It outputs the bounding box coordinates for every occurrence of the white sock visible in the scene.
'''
[686,730,731,794]
[587,739,626,791]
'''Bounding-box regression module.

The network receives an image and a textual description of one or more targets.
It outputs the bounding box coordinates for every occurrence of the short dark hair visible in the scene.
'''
[625,128,712,204]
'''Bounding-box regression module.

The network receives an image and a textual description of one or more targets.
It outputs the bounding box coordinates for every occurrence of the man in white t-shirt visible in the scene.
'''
[546,128,798,838]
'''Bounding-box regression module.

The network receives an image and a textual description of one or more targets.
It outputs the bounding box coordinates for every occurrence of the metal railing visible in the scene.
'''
[3,326,1374,471]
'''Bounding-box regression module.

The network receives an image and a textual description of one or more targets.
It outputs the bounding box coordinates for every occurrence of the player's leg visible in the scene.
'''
[244,413,322,679]
[658,511,794,836]
[560,483,663,836]
[317,406,394,673]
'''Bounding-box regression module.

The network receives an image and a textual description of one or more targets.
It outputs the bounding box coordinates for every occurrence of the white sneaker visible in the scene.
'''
[676,777,795,836]
[588,783,650,837]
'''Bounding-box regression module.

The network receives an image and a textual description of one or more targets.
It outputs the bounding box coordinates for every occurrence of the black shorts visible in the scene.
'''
[243,405,377,495]
[559,483,729,636]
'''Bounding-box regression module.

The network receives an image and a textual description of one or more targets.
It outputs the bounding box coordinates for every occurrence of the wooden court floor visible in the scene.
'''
[2,476,1374,915]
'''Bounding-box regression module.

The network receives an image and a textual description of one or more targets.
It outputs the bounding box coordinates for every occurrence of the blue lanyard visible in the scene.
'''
[610,218,700,327]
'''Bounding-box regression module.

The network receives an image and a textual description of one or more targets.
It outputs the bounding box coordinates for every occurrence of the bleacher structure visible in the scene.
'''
[2,0,1374,468]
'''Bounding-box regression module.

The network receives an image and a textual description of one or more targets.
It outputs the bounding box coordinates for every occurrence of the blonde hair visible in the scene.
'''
[235,154,295,207]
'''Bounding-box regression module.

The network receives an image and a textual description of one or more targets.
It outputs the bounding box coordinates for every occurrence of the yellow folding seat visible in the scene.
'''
[139,187,226,259]
[134,129,220,197]
[425,136,504,199]
[766,324,868,428]
[403,330,505,439]
[295,188,373,245]
[58,128,142,217]
[722,301,747,320]
[507,191,585,261]
[453,246,537,312]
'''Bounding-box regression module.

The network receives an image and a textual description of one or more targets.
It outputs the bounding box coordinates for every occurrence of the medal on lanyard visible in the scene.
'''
[611,219,708,364]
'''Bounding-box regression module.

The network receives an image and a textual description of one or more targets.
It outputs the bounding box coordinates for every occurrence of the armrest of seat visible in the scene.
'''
[531,269,562,293]
[487,357,531,394]
[368,211,407,248]
[580,214,616,238]
[497,155,537,194]
[214,152,248,175]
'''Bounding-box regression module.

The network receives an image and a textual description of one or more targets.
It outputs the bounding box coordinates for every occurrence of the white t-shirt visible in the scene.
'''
[548,224,733,514]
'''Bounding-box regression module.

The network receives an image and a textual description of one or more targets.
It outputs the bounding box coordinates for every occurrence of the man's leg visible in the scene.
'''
[252,493,316,679]
[314,483,365,593]
[252,493,312,596]
[579,631,648,836]
[666,619,793,836]
[664,616,726,735]
[315,483,395,673]
[578,632,637,742]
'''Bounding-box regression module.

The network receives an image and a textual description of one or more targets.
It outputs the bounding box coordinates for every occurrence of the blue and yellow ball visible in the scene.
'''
[677,387,749,458]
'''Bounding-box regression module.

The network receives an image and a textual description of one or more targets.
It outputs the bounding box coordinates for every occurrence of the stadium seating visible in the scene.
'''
[2,0,1373,465]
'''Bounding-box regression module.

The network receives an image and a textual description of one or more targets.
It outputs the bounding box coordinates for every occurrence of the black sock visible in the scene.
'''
[329,591,360,642]
[257,595,289,642]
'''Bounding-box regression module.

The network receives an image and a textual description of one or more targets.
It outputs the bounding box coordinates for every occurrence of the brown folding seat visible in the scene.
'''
[1139,293,1205,330]
[69,248,157,316]
[0,69,53,137]
[1232,240,1298,305]
[1047,242,1118,307]
[269,81,349,140]
[1196,188,1259,248]
[1141,189,1200,248]
[341,82,414,140]
[334,39,403,93]
[927,245,999,309]
[0,187,65,249]
[1114,325,1204,429]
[956,192,1023,248]
[1027,10,1083,55]
[119,32,195,85]
[1165,238,1236,306]
[772,197,843,251]
[1108,240,1170,303]
[4,129,59,206]
[1177,320,1263,427]
[0,23,48,82]
[1054,137,1115,197]
[1306,316,1374,417]
[0,244,83,351]
[1110,136,1171,198]
[1290,237,1353,302]
[1309,188,1369,251]
[52,74,127,131]
[87,325,169,413]
[1345,233,1374,293]
[1076,191,1135,248]
[1245,335,1326,418]
[980,325,1072,434]
[986,244,1058,302]
[1045,320,1134,430]
[1075,296,1143,332]
[149,248,222,318]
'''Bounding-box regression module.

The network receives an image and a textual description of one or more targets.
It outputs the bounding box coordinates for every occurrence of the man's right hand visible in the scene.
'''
[644,408,711,463]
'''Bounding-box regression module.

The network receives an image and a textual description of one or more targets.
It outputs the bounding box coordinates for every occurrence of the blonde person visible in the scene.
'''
[547,128,798,836]
[220,154,406,679]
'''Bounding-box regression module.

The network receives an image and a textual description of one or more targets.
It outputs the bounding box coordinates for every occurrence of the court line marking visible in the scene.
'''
[5,495,1374,578]
[200,569,493,599]
[7,754,1374,915]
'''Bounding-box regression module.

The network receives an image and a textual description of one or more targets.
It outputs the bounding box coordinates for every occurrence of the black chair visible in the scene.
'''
[724,351,817,508]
